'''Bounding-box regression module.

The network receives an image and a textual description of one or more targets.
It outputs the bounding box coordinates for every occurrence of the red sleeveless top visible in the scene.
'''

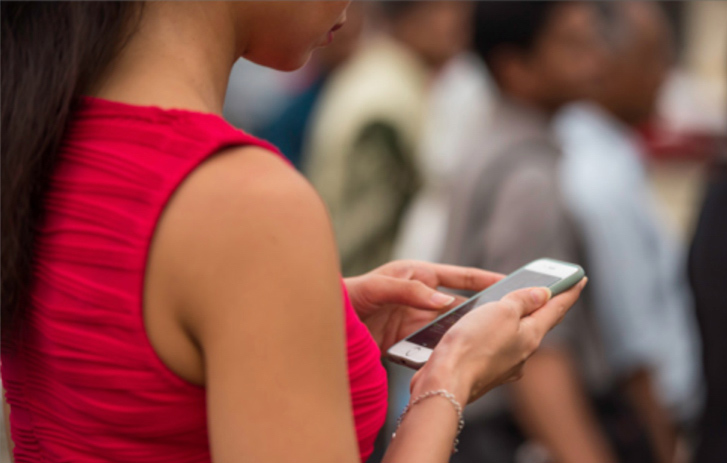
[1,97,388,462]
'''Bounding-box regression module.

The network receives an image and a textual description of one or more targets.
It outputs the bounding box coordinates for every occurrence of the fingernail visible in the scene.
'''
[431,292,456,307]
[529,288,551,305]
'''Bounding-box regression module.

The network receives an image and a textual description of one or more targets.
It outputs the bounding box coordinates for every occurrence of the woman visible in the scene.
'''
[1,2,585,462]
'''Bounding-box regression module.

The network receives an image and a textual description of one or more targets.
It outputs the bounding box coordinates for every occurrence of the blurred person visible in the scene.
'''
[556,4,704,462]
[392,53,496,264]
[442,2,644,463]
[304,1,473,276]
[1,2,586,463]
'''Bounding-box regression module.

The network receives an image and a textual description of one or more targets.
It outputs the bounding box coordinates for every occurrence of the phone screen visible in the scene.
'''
[407,270,561,349]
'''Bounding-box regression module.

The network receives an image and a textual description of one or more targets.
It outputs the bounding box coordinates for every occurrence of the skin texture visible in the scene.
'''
[312,1,367,73]
[93,2,350,113]
[4,2,586,462]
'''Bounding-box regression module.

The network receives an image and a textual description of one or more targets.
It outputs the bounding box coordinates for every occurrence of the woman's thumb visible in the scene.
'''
[501,287,552,317]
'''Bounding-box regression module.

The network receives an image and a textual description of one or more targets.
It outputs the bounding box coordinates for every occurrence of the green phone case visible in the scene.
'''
[386,259,585,367]
[392,258,585,348]
[452,258,585,304]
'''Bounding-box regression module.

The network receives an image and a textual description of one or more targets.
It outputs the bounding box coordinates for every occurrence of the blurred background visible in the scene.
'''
[220,2,726,463]
[2,1,725,463]
[225,0,725,243]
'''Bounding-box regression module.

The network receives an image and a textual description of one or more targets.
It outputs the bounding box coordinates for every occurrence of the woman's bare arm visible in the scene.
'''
[149,147,359,462]
[149,146,585,463]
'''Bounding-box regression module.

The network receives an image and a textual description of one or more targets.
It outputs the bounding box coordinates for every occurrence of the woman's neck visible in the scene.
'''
[90,2,243,115]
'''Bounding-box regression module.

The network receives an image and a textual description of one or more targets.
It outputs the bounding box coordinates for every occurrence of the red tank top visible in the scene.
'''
[1,96,388,462]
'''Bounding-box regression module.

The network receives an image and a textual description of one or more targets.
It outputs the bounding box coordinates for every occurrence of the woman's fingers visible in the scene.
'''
[425,262,505,291]
[500,286,552,318]
[367,275,458,311]
[386,260,505,291]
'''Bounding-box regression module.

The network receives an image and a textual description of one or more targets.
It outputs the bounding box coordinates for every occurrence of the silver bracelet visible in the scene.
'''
[391,389,465,454]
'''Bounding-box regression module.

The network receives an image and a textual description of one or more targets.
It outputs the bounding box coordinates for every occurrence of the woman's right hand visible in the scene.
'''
[410,278,587,405]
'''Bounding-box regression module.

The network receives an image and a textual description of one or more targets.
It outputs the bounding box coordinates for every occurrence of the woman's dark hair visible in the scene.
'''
[473,1,563,72]
[1,2,140,339]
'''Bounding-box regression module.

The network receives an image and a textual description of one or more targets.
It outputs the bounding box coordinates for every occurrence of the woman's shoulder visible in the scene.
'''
[181,144,321,215]
[165,143,329,251]
[154,143,336,300]
[145,142,342,375]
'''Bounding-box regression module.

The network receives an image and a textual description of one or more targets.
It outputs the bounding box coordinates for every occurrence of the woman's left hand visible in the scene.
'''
[344,260,505,353]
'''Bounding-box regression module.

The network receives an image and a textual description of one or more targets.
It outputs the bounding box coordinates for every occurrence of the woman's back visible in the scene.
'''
[1,97,387,462]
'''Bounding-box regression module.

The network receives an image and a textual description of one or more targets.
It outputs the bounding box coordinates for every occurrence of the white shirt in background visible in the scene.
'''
[556,102,704,422]
[393,53,496,262]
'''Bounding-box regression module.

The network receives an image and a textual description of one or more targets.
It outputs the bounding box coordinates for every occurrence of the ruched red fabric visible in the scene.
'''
[1,96,388,463]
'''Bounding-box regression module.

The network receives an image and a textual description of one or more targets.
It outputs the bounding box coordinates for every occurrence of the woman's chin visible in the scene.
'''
[244,52,311,73]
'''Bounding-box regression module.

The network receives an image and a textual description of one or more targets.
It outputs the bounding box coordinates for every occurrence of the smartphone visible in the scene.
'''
[386,258,585,369]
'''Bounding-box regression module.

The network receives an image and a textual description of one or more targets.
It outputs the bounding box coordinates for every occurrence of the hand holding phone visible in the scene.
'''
[387,259,585,369]
[396,259,586,405]
[410,275,587,406]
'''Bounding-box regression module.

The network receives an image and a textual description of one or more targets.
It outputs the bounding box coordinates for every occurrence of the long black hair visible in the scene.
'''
[1,2,141,340]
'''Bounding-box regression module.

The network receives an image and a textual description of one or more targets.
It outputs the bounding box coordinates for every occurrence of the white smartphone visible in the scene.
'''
[386,258,585,369]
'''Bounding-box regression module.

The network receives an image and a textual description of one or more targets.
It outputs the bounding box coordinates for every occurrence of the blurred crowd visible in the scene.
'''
[222,2,726,463]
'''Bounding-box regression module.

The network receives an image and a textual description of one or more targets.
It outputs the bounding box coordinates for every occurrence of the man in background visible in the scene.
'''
[391,51,495,264]
[556,3,704,462]
[304,1,472,276]
[443,3,661,462]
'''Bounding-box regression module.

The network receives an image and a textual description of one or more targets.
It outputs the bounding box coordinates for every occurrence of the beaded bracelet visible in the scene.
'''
[391,389,465,454]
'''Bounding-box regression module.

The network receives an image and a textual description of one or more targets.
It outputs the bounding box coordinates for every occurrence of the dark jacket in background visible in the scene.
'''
[690,150,727,463]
